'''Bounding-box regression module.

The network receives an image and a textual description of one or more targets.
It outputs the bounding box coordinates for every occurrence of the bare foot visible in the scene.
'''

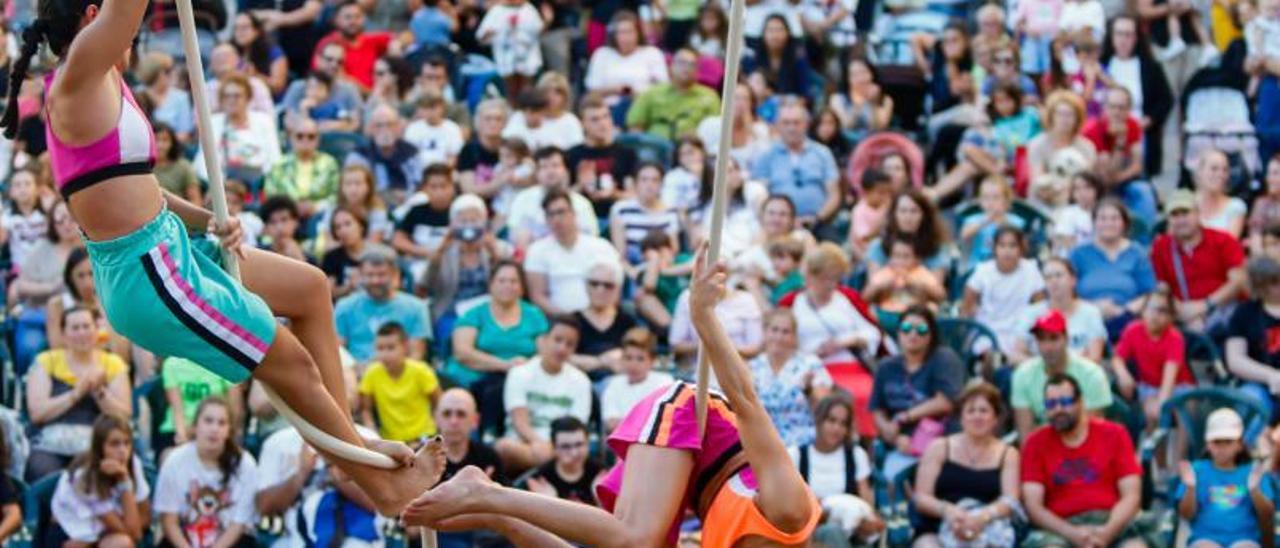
[364,437,415,467]
[401,465,494,526]
[368,436,447,516]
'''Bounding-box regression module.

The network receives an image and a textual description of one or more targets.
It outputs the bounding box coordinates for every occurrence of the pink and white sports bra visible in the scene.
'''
[44,68,157,199]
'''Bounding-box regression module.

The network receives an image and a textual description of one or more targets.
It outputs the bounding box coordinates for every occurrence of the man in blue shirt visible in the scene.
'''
[750,98,841,225]
[335,244,433,361]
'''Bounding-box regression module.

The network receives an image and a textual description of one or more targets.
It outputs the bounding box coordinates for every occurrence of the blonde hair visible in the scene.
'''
[1043,90,1087,135]
[536,72,574,111]
[804,242,851,278]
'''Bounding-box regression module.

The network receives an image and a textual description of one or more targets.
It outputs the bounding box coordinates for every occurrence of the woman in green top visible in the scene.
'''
[151,123,201,204]
[446,260,549,435]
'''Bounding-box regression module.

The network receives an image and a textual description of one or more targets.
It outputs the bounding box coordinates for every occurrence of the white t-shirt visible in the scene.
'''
[505,186,600,241]
[1106,57,1144,116]
[1052,204,1094,253]
[502,111,585,152]
[966,258,1047,353]
[503,358,593,440]
[524,233,620,312]
[475,3,544,76]
[1201,197,1248,235]
[404,118,464,168]
[1058,0,1106,41]
[51,456,151,543]
[1014,300,1109,356]
[791,291,882,365]
[2,208,46,270]
[584,46,670,97]
[601,372,675,424]
[744,0,806,38]
[1246,16,1280,60]
[154,443,259,548]
[787,444,872,500]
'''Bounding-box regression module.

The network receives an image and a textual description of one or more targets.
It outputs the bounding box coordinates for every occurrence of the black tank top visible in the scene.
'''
[919,437,1007,534]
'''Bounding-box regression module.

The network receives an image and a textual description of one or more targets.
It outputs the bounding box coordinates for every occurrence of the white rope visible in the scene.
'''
[696,0,748,437]
[173,3,435,544]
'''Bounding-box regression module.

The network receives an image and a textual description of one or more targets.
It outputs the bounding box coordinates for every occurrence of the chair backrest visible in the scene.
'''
[1158,387,1269,459]
[1182,330,1228,385]
[614,133,674,169]
[318,132,368,164]
[22,471,59,540]
[936,318,998,376]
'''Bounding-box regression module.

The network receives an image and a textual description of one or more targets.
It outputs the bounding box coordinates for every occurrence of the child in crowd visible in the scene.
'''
[662,137,708,213]
[1012,0,1063,76]
[489,137,536,226]
[849,169,894,257]
[1,168,45,272]
[864,236,946,315]
[224,179,264,246]
[601,327,674,433]
[297,72,353,131]
[524,417,604,506]
[690,3,727,57]
[635,231,693,332]
[1052,171,1104,255]
[1111,285,1194,428]
[1250,154,1280,255]
[359,322,442,446]
[960,176,1025,268]
[158,357,241,461]
[49,414,149,548]
[767,236,807,306]
[334,165,393,244]
[476,0,545,97]
[1177,408,1275,548]
[962,226,1047,354]
[259,196,310,264]
[405,90,465,168]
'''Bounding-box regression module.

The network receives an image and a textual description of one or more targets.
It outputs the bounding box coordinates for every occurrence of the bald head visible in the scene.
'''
[436,388,479,441]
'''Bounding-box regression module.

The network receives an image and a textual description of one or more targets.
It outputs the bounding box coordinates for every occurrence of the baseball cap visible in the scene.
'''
[1205,408,1244,442]
[1163,189,1197,216]
[1030,309,1067,336]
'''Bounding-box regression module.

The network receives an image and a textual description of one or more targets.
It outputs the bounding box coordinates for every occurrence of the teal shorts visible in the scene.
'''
[83,207,277,383]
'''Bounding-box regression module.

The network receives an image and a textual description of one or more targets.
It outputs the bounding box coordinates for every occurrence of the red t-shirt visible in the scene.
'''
[1150,228,1246,301]
[312,31,393,91]
[1114,320,1193,387]
[1081,116,1142,154]
[1021,418,1142,519]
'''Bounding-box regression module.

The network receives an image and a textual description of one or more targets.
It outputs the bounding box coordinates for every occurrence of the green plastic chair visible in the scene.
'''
[935,318,999,378]
[20,471,60,547]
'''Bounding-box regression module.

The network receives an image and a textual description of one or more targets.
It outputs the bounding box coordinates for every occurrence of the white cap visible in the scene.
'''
[1205,408,1244,442]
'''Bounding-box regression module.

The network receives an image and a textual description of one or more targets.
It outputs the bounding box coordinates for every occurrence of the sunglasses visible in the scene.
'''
[588,280,617,290]
[1044,396,1077,410]
[899,321,929,336]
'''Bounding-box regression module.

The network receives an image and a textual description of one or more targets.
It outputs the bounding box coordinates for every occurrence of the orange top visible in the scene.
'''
[700,472,822,548]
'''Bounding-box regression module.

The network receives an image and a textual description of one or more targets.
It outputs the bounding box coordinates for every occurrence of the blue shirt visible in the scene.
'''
[1174,460,1275,546]
[750,139,838,218]
[962,214,1026,266]
[335,291,433,361]
[1069,241,1156,305]
[411,7,453,47]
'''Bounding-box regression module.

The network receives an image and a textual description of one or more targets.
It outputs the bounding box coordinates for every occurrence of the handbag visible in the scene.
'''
[939,498,1018,548]
[908,417,946,457]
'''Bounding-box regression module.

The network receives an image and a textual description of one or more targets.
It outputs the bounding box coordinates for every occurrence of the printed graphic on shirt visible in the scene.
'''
[183,482,232,548]
[1208,484,1247,510]
[1051,458,1101,486]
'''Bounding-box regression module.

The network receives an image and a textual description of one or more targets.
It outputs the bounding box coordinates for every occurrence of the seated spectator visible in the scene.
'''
[1070,198,1156,339]
[392,164,455,279]
[524,188,620,315]
[506,148,600,249]
[45,248,122,355]
[848,169,894,256]
[229,12,287,96]
[225,181,264,246]
[359,323,442,445]
[687,157,767,263]
[1101,16,1174,180]
[635,231,694,331]
[11,201,82,372]
[913,383,1021,548]
[696,82,772,168]
[584,11,669,106]
[322,165,392,245]
[1,168,47,273]
[933,88,1036,203]
[25,307,131,481]
[155,397,258,548]
[811,108,854,173]
[608,163,680,268]
[495,316,593,473]
[626,48,720,140]
[48,415,149,548]
[751,98,841,226]
[1226,257,1280,422]
[194,73,281,184]
[863,236,947,316]
[1021,374,1149,548]
[792,393,884,547]
[750,309,832,447]
[334,245,432,362]
[961,226,1047,354]
[264,118,340,220]
[1249,155,1280,255]
[205,45,275,115]
[364,55,416,123]
[573,261,638,380]
[1082,86,1159,221]
[423,193,512,325]
[1012,310,1113,440]
[320,206,368,300]
[404,91,464,168]
[1009,258,1109,365]
[744,15,810,97]
[601,327,674,433]
[259,196,311,264]
[157,357,242,461]
[670,281,764,367]
[293,454,386,546]
[254,428,327,546]
[983,41,1041,104]
[281,44,363,127]
[288,72,359,133]
[0,430,18,544]
[152,123,201,204]
[344,105,426,202]
[138,52,194,141]
[518,74,584,151]
[503,88,583,153]
[1110,285,1194,427]
[1150,190,1247,334]
[1176,408,1275,548]
[458,99,508,197]
[311,1,395,92]
[1193,148,1249,238]
[433,388,507,547]
[871,305,965,483]
[756,236,806,308]
[959,176,1026,268]
[1025,91,1098,199]
[524,417,604,506]
[733,194,812,288]
[829,57,894,136]
[864,190,951,285]
[1051,172,1103,255]
[782,242,885,368]
[567,95,638,222]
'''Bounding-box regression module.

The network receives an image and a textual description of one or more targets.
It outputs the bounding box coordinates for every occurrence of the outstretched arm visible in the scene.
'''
[60,0,149,91]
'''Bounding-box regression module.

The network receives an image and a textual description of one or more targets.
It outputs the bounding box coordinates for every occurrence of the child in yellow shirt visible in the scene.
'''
[358,322,442,445]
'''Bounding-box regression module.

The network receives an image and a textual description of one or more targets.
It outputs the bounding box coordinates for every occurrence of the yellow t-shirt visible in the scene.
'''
[357,359,439,441]
[39,349,129,386]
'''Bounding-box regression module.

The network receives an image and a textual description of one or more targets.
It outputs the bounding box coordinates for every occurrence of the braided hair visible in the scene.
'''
[1,0,105,139]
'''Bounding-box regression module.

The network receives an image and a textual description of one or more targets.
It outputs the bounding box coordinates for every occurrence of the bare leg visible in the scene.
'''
[253,325,444,516]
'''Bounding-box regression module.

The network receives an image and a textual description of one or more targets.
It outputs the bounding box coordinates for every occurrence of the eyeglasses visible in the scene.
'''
[545,207,572,218]
[899,321,929,336]
[994,56,1014,65]
[221,91,246,100]
[1044,395,1077,410]
[322,55,344,64]
[375,69,390,77]
[588,280,617,290]
[294,133,318,141]
[556,441,587,451]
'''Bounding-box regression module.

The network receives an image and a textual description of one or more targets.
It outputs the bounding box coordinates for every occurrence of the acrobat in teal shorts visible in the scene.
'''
[83,205,278,383]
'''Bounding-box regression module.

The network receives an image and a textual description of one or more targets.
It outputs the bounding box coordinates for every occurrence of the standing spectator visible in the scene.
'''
[1070,198,1156,339]
[751,99,841,225]
[608,163,680,267]
[506,148,600,249]
[913,383,1021,547]
[458,99,508,197]
[282,43,364,126]
[568,95,639,220]
[961,226,1047,354]
[1176,408,1275,548]
[264,118,340,221]
[48,415,149,548]
[152,124,201,204]
[334,245,432,362]
[1111,286,1194,428]
[791,393,884,546]
[1150,190,1247,333]
[601,327,674,433]
[1010,258,1110,365]
[584,11,669,110]
[477,0,545,97]
[524,417,603,506]
[524,188,620,315]
[1011,310,1113,440]
[1193,149,1249,238]
[137,52,193,141]
[496,316,593,473]
[871,305,966,483]
[625,48,721,140]
[1082,87,1158,220]
[749,309,833,447]
[1226,257,1280,421]
[344,105,425,201]
[194,74,282,184]
[1101,15,1175,180]
[1021,375,1149,547]
[572,261,639,380]
[312,1,397,92]
[359,323,441,444]
[154,397,258,548]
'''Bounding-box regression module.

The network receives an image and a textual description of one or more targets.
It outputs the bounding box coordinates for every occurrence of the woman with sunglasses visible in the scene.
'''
[571,261,639,382]
[870,304,966,484]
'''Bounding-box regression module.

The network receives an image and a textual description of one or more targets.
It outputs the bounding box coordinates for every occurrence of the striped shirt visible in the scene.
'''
[609,199,681,264]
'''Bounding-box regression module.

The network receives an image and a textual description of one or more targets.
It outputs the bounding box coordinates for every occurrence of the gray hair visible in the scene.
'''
[590,260,625,286]
[1249,256,1280,294]
[475,98,510,119]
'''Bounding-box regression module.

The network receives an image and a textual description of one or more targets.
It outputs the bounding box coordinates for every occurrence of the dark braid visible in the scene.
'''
[1,0,107,139]
[2,21,46,139]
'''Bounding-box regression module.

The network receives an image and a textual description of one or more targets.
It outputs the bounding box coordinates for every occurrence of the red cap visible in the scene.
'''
[1031,310,1067,335]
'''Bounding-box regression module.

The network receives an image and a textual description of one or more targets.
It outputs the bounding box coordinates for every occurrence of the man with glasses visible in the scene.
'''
[283,43,364,127]
[1082,87,1158,220]
[524,188,618,315]
[1021,374,1150,548]
[625,48,720,140]
[264,118,340,221]
[523,416,603,506]
[344,105,426,202]
[1149,188,1246,333]
[750,99,841,227]
[1011,310,1112,440]
[506,147,600,250]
